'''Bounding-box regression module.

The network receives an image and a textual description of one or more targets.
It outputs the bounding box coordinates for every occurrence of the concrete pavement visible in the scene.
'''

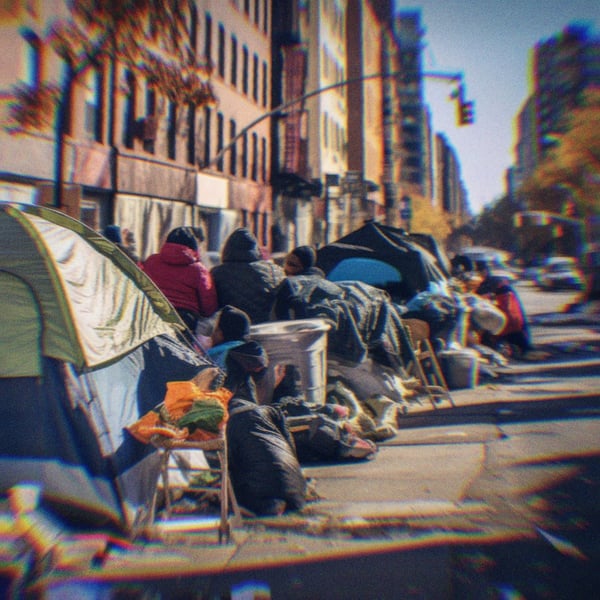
[22,306,600,597]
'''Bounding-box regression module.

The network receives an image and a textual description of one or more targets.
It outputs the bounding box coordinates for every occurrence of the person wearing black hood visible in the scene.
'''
[283,245,325,278]
[211,228,286,323]
[224,340,307,516]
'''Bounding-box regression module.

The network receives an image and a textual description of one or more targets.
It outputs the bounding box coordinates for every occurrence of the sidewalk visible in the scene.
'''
[18,317,600,596]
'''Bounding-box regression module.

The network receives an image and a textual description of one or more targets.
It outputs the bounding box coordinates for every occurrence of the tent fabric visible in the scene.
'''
[316,221,447,303]
[0,204,183,374]
[0,202,216,533]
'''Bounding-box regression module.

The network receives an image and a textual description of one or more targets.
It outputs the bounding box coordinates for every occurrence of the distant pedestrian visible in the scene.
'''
[103,224,140,264]
[211,228,286,323]
[142,226,218,333]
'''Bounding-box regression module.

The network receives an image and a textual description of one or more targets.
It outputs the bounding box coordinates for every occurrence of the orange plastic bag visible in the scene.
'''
[126,383,233,444]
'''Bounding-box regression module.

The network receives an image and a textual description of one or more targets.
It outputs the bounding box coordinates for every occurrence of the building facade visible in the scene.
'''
[0,0,274,259]
[534,23,600,158]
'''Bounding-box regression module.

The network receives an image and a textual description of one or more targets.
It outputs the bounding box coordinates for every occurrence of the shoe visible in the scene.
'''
[340,437,378,460]
[522,349,550,361]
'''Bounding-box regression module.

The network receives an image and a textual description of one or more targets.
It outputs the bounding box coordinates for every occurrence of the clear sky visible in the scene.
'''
[395,0,600,215]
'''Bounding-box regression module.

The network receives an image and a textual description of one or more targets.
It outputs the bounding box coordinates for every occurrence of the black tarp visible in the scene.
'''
[316,222,447,303]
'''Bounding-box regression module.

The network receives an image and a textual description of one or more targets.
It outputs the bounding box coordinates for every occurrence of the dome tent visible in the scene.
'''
[0,202,215,534]
[316,221,448,304]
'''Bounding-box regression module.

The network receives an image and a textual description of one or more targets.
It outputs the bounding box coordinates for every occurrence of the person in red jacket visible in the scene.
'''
[142,226,218,334]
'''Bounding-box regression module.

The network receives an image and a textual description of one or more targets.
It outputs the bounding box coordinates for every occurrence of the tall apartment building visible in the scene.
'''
[345,0,384,232]
[434,133,467,225]
[299,0,349,245]
[195,0,273,253]
[534,23,600,157]
[0,1,273,258]
[394,11,427,199]
[512,95,538,194]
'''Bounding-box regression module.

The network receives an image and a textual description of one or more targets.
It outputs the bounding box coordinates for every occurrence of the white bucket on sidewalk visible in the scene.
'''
[249,319,331,405]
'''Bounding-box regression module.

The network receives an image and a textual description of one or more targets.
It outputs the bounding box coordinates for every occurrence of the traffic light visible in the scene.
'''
[459,100,475,125]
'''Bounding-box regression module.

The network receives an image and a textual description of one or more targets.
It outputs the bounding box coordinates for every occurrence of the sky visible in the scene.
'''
[395,0,600,215]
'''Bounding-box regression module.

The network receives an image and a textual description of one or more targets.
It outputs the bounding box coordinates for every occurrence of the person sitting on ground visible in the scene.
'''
[475,260,547,360]
[283,245,325,278]
[206,305,251,370]
[142,226,218,334]
[211,228,286,323]
[224,341,307,516]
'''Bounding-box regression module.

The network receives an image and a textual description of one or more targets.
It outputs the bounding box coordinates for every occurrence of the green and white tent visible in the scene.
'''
[0,202,213,532]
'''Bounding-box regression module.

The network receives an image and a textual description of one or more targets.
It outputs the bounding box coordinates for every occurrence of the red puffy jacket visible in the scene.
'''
[142,243,218,317]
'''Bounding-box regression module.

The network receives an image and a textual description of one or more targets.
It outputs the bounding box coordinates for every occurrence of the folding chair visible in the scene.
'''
[401,318,454,409]
[150,435,241,543]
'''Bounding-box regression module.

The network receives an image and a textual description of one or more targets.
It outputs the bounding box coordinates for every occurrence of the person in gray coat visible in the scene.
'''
[211,228,285,323]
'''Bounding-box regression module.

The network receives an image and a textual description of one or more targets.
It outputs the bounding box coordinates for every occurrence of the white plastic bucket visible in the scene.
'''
[439,348,479,389]
[249,319,331,404]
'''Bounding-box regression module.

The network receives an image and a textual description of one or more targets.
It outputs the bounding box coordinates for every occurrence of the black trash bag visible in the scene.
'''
[286,414,342,462]
[226,398,307,516]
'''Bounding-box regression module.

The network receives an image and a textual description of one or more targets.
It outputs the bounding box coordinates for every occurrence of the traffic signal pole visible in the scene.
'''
[202,70,474,170]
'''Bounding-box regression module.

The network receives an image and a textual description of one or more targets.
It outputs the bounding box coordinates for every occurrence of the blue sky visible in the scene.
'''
[395,1,600,214]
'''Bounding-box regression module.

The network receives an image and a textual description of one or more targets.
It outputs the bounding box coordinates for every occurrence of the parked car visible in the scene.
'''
[536,256,586,291]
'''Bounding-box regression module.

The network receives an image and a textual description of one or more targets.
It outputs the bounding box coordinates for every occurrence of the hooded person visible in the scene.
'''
[283,245,325,278]
[206,305,251,370]
[103,224,140,264]
[224,340,307,516]
[142,226,218,333]
[211,228,286,323]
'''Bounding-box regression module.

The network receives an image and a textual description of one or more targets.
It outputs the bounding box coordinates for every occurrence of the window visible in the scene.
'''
[262,61,268,107]
[144,83,156,153]
[242,132,248,177]
[244,0,250,16]
[261,137,267,182]
[252,53,259,102]
[204,13,212,61]
[216,112,224,171]
[187,104,196,164]
[203,107,211,166]
[218,24,225,78]
[230,36,238,86]
[21,29,41,88]
[167,101,177,160]
[123,70,136,148]
[242,46,249,94]
[229,119,237,175]
[251,132,258,181]
[189,4,198,51]
[254,0,259,25]
[84,65,103,142]
[263,0,268,33]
